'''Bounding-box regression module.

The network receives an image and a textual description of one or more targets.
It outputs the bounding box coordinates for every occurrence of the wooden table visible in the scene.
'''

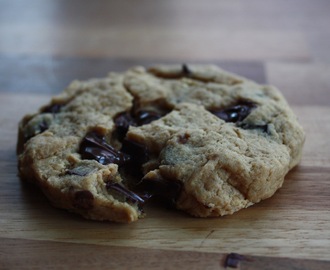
[1,1,330,269]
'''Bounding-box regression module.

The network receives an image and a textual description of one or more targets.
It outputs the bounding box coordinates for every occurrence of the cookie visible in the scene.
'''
[17,64,305,222]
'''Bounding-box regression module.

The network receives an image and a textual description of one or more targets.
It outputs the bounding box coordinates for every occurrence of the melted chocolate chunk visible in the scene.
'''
[114,110,162,140]
[135,110,162,126]
[114,112,136,138]
[115,110,161,128]
[79,131,130,166]
[211,101,256,123]
[106,182,146,206]
[137,176,182,204]
[73,190,94,210]
[119,140,149,182]
[121,139,148,165]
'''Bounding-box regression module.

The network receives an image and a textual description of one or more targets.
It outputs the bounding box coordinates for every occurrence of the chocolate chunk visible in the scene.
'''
[137,176,182,203]
[135,110,162,126]
[239,123,269,133]
[119,139,149,182]
[79,131,130,166]
[182,64,192,77]
[224,253,246,268]
[106,182,146,206]
[121,139,148,165]
[24,103,62,142]
[73,190,94,210]
[114,112,136,138]
[115,110,162,128]
[41,103,63,114]
[38,120,49,132]
[114,110,162,140]
[211,101,256,123]
[24,120,49,142]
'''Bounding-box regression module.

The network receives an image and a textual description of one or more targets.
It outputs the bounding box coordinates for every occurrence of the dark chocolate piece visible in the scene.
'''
[106,182,147,206]
[137,176,182,203]
[38,120,49,133]
[23,104,61,142]
[211,101,256,123]
[135,110,162,126]
[73,190,94,210]
[119,139,149,182]
[239,123,269,133]
[114,112,136,138]
[114,110,162,140]
[182,64,192,77]
[121,139,148,165]
[41,103,63,114]
[224,253,246,268]
[79,131,130,166]
[24,120,49,142]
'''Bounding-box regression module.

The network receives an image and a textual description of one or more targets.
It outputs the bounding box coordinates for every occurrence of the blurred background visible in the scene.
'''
[0,0,329,105]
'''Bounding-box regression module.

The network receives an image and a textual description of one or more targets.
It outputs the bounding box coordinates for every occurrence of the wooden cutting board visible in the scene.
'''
[1,61,330,269]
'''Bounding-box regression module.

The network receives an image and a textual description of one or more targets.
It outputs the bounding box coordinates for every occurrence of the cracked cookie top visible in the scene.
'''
[17,64,305,222]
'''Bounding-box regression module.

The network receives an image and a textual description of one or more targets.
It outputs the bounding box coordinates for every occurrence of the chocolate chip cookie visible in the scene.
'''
[17,64,305,222]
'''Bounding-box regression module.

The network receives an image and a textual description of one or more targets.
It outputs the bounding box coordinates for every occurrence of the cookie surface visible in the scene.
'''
[17,64,305,222]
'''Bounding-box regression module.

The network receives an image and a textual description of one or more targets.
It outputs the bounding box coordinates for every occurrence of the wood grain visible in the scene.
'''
[1,238,330,270]
[1,0,330,268]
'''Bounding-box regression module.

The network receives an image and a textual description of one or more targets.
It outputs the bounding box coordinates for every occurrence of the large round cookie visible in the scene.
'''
[17,64,305,222]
